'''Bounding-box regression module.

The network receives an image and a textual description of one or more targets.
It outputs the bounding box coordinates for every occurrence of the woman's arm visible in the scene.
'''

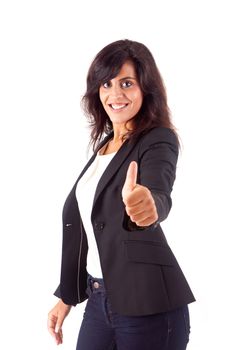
[122,128,178,228]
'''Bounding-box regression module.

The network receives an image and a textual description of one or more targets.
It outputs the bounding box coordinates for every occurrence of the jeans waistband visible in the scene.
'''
[87,274,106,293]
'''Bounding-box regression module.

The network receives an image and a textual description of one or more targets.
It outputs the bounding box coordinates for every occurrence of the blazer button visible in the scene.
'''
[93,282,100,289]
[94,222,105,230]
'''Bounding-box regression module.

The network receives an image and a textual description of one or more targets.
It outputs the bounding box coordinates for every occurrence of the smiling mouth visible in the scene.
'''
[109,103,128,110]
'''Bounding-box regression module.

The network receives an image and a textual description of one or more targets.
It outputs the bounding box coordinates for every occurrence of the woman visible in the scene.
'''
[47,39,195,350]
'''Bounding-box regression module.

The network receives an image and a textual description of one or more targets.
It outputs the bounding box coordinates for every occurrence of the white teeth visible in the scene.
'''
[111,104,127,110]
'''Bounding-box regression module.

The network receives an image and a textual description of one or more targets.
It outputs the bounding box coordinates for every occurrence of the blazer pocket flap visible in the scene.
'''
[125,240,175,266]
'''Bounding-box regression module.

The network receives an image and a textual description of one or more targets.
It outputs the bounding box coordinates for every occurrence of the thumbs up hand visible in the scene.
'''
[122,161,158,227]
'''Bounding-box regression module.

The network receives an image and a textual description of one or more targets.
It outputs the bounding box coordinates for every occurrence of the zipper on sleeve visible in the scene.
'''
[77,220,84,302]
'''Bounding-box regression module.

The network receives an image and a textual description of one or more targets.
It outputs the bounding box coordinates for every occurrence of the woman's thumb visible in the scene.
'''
[122,161,138,200]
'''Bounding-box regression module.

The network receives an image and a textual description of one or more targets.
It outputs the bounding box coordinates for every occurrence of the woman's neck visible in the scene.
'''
[99,123,132,155]
[112,122,133,141]
[100,137,123,155]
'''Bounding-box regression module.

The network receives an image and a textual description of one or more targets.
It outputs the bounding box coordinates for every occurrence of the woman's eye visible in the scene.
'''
[103,81,111,88]
[122,81,132,88]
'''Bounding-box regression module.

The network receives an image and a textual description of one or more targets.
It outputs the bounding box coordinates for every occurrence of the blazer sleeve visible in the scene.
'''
[54,284,61,298]
[138,127,179,223]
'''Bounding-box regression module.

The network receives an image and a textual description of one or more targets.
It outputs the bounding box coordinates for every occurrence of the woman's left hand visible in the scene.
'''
[122,161,158,227]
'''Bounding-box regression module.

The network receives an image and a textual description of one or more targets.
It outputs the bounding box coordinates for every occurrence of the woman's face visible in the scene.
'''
[99,61,143,129]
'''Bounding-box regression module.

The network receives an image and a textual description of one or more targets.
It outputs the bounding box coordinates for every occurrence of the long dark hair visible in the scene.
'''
[82,39,176,149]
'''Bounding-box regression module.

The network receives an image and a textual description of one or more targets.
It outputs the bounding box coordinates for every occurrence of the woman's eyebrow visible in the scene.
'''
[119,76,137,81]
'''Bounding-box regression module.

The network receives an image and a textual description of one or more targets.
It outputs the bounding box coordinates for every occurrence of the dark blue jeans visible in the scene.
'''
[76,275,190,350]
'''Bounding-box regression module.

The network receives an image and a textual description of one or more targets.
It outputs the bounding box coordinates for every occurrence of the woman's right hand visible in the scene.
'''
[47,299,72,345]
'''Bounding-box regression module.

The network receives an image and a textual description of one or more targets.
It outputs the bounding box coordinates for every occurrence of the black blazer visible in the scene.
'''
[54,127,195,316]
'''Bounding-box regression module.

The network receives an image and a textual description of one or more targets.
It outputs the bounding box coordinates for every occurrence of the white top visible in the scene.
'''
[76,151,116,278]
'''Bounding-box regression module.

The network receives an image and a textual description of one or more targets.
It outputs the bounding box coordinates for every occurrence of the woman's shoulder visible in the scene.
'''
[139,127,179,146]
[137,127,179,160]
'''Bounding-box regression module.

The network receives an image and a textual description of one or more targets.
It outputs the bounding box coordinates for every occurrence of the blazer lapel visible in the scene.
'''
[75,132,114,184]
[92,137,137,210]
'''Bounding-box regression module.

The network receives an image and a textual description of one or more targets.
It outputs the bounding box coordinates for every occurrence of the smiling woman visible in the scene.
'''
[48,39,195,350]
[99,61,143,133]
[82,39,174,150]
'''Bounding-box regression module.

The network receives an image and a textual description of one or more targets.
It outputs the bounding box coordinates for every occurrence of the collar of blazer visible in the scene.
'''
[75,130,139,211]
[92,132,138,210]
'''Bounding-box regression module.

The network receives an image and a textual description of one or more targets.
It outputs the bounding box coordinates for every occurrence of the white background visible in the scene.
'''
[0,0,232,349]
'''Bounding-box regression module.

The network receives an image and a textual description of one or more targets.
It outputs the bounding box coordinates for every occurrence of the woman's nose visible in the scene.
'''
[110,84,124,98]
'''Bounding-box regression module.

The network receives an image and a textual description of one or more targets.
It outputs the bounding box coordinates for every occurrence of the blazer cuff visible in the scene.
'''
[152,192,172,223]
[54,285,61,298]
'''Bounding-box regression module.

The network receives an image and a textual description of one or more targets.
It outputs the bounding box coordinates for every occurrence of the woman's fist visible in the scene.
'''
[122,161,158,227]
